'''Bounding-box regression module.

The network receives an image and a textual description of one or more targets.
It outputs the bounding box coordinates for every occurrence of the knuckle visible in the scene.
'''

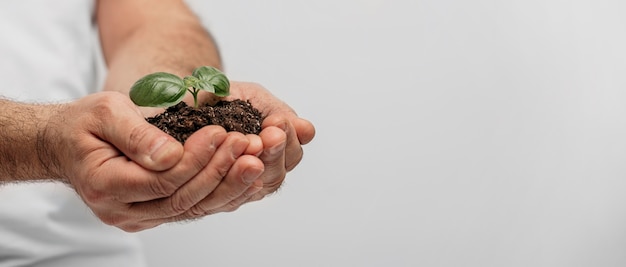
[88,93,127,125]
[81,187,105,205]
[127,124,154,155]
[80,181,115,206]
[90,98,115,120]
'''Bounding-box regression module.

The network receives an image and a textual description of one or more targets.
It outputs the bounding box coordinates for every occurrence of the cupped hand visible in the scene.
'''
[47,92,265,231]
[201,81,316,209]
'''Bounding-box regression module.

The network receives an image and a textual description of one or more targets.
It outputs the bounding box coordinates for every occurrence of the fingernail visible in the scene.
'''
[242,168,263,184]
[211,132,227,150]
[277,122,288,132]
[230,138,250,158]
[267,141,286,156]
[149,137,179,163]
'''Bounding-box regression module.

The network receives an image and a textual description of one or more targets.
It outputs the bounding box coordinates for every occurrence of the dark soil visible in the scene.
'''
[146,99,263,143]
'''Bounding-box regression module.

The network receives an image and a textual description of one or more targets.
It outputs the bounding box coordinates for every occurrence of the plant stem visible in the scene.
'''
[188,88,199,108]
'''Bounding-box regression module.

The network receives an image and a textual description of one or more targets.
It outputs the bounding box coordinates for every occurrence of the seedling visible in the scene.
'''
[129,66,230,108]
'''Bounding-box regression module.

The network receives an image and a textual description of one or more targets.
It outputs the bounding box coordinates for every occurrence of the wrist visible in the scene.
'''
[35,103,67,181]
[0,99,67,182]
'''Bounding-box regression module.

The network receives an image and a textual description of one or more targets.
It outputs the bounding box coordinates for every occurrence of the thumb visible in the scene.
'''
[100,100,184,171]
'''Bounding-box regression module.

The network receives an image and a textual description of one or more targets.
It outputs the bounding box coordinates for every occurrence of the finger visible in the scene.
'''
[213,178,263,213]
[257,126,287,195]
[293,118,316,145]
[75,140,162,206]
[184,155,264,216]
[140,155,263,224]
[130,126,229,203]
[96,95,184,171]
[130,131,249,219]
[94,126,228,204]
[247,189,267,203]
[245,134,263,156]
[262,116,302,171]
[80,156,158,206]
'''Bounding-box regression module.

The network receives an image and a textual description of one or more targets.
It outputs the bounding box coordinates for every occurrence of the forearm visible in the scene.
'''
[97,1,222,102]
[0,99,62,182]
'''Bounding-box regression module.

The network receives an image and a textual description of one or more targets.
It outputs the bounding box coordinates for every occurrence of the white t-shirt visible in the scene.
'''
[0,1,146,266]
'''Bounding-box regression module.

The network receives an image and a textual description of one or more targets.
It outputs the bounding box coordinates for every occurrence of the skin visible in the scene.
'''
[0,0,315,232]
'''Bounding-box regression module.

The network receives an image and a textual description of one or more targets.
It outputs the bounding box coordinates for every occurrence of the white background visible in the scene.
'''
[138,1,626,266]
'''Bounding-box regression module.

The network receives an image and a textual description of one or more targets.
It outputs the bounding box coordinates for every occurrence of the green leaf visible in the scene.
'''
[183,75,200,88]
[129,72,187,107]
[191,66,230,97]
[183,75,213,92]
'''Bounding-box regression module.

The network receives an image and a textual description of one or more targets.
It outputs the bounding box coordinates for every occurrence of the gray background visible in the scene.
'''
[138,0,626,266]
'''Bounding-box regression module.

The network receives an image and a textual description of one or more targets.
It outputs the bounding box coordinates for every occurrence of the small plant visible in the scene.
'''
[129,65,262,142]
[129,66,230,108]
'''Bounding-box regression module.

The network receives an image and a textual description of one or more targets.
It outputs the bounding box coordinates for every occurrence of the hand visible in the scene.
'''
[44,92,265,231]
[201,81,316,212]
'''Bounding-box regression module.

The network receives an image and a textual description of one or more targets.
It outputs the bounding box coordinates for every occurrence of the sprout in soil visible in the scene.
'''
[129,66,230,108]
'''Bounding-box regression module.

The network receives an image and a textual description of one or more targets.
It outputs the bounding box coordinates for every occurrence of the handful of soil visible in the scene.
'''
[146,99,263,143]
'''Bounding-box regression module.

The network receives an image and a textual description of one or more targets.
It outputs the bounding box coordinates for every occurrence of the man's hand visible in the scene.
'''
[94,0,315,218]
[45,92,265,231]
[200,82,316,212]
